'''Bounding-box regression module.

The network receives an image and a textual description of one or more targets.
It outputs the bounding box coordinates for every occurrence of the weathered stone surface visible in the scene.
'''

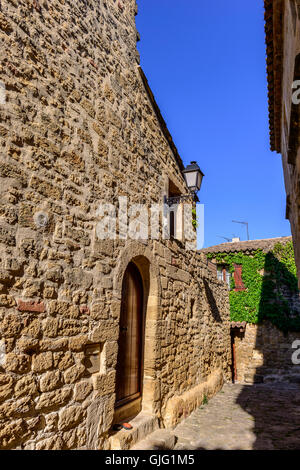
[163,369,224,428]
[22,319,41,338]
[39,370,62,393]
[58,319,87,337]
[0,419,26,449]
[36,436,64,450]
[63,364,85,385]
[69,335,88,352]
[74,380,93,402]
[35,388,72,411]
[48,301,79,319]
[0,374,14,402]
[58,405,85,431]
[0,0,231,451]
[103,341,118,370]
[44,412,58,433]
[265,2,300,290]
[16,337,39,353]
[0,313,22,337]
[39,338,68,352]
[92,371,116,397]
[0,396,34,420]
[89,322,119,343]
[0,295,15,307]
[32,352,53,373]
[55,351,75,371]
[43,318,59,338]
[91,303,110,320]
[15,374,37,398]
[5,353,31,374]
[232,322,300,384]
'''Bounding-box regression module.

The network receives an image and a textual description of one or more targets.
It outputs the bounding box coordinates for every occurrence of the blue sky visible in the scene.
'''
[136,0,291,248]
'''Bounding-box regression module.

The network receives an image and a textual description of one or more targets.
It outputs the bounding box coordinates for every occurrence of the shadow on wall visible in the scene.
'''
[203,279,222,323]
[257,252,300,330]
[160,253,300,450]
[234,252,300,449]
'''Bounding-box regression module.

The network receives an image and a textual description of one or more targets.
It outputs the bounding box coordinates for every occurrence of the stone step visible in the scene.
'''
[131,429,177,450]
[108,413,159,450]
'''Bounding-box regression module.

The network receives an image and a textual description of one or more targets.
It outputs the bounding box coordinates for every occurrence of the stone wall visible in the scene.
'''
[0,0,231,450]
[265,0,300,285]
[233,322,300,384]
[280,0,300,287]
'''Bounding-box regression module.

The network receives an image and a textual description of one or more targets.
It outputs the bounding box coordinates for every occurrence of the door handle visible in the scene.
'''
[120,327,127,332]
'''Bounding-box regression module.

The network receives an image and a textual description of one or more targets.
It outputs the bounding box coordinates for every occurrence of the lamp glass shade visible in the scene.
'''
[183,161,204,193]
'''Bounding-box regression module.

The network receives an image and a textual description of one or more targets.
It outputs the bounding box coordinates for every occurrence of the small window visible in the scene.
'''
[170,210,175,239]
[217,265,231,288]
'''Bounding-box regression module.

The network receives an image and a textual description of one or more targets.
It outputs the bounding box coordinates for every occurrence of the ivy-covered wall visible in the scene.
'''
[206,242,300,332]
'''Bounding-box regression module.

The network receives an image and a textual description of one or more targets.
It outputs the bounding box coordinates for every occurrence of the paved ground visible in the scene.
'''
[173,383,300,450]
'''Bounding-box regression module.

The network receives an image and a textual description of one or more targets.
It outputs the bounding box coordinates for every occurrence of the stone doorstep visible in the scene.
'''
[130,429,177,451]
[108,413,159,450]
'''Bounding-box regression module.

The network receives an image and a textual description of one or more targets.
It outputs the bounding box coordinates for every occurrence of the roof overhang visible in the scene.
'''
[264,0,284,153]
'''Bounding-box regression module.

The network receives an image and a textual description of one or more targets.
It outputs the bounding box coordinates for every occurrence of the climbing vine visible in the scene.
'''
[206,242,300,332]
[192,208,198,229]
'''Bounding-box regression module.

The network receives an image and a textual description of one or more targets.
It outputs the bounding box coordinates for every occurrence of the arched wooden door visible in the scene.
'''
[115,262,144,408]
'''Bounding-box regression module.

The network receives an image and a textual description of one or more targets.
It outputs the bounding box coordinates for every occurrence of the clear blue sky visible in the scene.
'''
[136,0,291,248]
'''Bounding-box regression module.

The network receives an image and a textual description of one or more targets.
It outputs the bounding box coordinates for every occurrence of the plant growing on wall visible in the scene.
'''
[206,242,300,332]
[192,208,198,230]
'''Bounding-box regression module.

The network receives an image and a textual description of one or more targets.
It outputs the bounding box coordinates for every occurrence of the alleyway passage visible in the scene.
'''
[173,383,300,450]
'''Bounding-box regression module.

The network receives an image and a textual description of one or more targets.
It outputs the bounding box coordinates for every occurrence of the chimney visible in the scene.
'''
[231,237,240,243]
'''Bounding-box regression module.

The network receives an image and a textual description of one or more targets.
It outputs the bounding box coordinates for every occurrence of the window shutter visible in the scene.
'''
[233,264,245,291]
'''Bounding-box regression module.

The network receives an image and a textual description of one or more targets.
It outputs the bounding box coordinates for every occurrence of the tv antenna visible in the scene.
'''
[232,220,249,240]
[217,236,231,242]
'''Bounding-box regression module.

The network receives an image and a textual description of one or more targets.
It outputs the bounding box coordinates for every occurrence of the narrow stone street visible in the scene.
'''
[172,383,300,450]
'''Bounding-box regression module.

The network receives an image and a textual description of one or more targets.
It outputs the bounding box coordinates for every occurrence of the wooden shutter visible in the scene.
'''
[233,264,245,291]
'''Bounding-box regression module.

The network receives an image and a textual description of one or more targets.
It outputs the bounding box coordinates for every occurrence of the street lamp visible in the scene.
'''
[165,161,204,206]
[183,161,204,194]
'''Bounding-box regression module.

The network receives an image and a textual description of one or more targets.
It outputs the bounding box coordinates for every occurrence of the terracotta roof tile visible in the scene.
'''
[200,236,292,254]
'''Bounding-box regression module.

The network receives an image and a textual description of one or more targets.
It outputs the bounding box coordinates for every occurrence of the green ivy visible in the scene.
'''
[206,242,300,332]
[192,208,198,229]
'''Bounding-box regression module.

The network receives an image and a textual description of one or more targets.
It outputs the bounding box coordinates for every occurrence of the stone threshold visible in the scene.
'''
[108,412,159,450]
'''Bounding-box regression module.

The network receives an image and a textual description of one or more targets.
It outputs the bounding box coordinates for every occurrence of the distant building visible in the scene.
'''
[264,0,300,284]
[202,236,300,384]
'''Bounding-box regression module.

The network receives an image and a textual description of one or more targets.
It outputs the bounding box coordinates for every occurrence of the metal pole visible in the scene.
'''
[232,220,249,241]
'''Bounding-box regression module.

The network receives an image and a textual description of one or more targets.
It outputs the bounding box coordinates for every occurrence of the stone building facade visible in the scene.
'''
[0,0,231,450]
[230,321,300,384]
[265,0,300,284]
[202,236,300,385]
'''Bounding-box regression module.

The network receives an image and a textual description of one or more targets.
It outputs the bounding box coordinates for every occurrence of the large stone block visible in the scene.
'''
[92,370,116,397]
[15,374,37,398]
[58,405,85,431]
[35,387,72,411]
[63,364,85,384]
[0,374,14,402]
[32,352,53,373]
[74,380,93,402]
[39,370,62,392]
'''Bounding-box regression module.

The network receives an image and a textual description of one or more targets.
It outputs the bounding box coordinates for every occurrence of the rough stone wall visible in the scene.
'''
[233,322,300,384]
[275,0,300,284]
[0,0,231,450]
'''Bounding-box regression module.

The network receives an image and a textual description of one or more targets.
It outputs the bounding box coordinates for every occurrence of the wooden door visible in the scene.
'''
[115,262,144,408]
